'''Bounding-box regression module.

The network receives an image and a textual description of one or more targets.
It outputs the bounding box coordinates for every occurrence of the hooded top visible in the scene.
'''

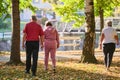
[44,26,59,41]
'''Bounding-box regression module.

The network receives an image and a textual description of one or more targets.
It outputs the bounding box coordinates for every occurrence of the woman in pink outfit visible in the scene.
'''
[44,21,59,72]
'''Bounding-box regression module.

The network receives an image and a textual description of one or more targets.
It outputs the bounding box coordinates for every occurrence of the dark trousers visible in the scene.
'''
[25,41,39,74]
[103,43,115,68]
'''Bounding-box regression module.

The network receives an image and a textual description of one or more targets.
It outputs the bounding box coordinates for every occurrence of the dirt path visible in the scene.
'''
[0,50,120,62]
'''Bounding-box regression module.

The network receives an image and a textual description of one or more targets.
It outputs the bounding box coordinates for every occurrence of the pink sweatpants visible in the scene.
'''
[44,39,57,69]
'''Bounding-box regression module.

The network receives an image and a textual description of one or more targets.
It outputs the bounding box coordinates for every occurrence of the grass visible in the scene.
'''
[0,51,120,80]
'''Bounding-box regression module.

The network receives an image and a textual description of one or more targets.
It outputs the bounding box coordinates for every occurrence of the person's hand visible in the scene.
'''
[22,43,25,50]
[57,44,59,48]
[41,44,44,50]
[99,44,102,50]
[116,41,119,45]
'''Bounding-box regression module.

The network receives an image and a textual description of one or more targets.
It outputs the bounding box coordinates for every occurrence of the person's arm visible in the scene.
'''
[22,33,27,49]
[56,30,60,48]
[40,35,44,49]
[99,33,105,49]
[39,25,44,49]
[115,35,119,45]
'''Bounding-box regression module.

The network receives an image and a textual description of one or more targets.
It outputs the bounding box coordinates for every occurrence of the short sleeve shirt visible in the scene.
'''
[102,26,117,44]
[23,21,44,41]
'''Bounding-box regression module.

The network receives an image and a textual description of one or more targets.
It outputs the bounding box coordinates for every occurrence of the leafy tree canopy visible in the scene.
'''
[46,0,120,27]
[52,0,85,27]
[0,0,38,17]
[94,0,120,17]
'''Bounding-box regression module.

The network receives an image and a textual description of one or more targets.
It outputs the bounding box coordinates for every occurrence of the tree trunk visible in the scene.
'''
[99,7,104,33]
[7,0,23,65]
[80,0,97,63]
[98,7,104,48]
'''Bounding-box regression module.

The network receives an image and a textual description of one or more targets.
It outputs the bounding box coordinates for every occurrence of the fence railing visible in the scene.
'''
[0,32,12,40]
[1,32,120,51]
[60,36,80,50]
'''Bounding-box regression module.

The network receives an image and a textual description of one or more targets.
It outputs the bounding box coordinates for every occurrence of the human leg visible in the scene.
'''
[25,42,33,73]
[103,44,109,68]
[108,43,115,68]
[44,46,50,70]
[50,48,56,69]
[32,41,39,76]
[50,48,56,73]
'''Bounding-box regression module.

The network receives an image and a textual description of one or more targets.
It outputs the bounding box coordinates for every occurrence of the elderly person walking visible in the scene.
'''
[22,15,44,76]
[44,21,59,73]
[100,20,119,71]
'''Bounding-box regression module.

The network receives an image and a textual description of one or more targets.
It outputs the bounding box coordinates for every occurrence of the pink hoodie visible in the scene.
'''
[44,26,59,48]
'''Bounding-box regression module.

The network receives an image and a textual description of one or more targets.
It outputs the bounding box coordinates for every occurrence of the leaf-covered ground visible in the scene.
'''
[0,56,120,80]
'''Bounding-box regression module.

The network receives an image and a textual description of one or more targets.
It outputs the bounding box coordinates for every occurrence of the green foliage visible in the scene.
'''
[0,14,11,30]
[52,0,85,27]
[0,0,38,17]
[45,0,120,28]
[19,0,38,13]
[0,0,38,32]
[0,0,11,17]
[94,0,120,17]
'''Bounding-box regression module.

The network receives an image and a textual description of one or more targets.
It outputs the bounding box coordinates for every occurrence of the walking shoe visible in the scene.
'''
[25,70,30,74]
[44,68,48,72]
[44,68,48,70]
[53,68,56,73]
[32,73,36,76]
[106,67,110,71]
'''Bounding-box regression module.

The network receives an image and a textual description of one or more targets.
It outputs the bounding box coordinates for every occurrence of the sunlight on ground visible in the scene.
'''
[0,50,120,80]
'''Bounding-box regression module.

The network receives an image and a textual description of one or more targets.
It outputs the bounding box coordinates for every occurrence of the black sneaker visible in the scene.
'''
[53,69,56,73]
[32,73,36,76]
[25,70,30,74]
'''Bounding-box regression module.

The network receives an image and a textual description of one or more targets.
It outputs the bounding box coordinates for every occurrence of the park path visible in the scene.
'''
[0,50,120,62]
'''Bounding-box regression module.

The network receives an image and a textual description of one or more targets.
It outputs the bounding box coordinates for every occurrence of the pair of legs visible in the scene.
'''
[103,43,115,69]
[44,40,57,70]
[25,41,39,75]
